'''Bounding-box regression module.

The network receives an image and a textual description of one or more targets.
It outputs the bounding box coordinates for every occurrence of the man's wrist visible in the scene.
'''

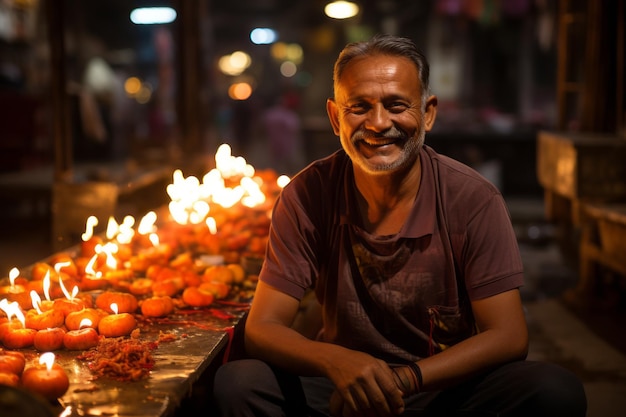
[391,363,424,396]
[391,366,414,396]
[407,362,423,393]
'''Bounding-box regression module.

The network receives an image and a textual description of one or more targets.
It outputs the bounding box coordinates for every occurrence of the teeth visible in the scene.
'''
[364,139,393,146]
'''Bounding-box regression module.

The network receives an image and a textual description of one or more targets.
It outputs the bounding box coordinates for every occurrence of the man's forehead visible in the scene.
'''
[336,55,422,96]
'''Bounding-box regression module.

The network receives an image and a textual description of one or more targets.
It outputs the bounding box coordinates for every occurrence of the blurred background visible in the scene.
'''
[0,0,564,180]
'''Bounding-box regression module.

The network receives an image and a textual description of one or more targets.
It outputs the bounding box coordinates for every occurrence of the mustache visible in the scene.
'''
[351,126,407,142]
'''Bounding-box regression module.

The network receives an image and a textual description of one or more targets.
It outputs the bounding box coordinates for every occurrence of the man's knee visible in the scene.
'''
[527,362,586,415]
[213,359,307,417]
[214,359,274,400]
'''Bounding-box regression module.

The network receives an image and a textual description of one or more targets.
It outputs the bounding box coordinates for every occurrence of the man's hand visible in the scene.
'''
[326,350,405,416]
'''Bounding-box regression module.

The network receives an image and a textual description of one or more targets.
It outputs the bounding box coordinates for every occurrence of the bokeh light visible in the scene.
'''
[228,82,253,100]
[250,28,278,45]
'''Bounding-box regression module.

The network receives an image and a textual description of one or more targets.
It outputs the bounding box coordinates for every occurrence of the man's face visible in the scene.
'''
[327,54,436,175]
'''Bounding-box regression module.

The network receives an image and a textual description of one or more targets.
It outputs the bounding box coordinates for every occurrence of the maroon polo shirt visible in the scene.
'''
[259,145,524,362]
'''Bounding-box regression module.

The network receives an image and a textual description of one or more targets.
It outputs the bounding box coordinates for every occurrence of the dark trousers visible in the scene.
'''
[212,359,586,417]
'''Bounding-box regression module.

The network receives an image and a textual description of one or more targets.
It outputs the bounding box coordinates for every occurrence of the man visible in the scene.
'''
[213,34,586,416]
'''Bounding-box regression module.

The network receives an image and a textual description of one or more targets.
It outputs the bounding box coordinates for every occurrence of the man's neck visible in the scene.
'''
[353,158,421,235]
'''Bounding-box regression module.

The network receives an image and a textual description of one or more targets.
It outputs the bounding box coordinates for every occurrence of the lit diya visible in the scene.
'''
[21,352,69,400]
[98,303,137,337]
[33,327,66,352]
[51,278,88,317]
[182,286,215,308]
[0,319,22,343]
[95,291,138,314]
[140,232,174,261]
[25,291,65,331]
[25,271,55,313]
[64,318,99,350]
[80,215,102,258]
[128,277,154,296]
[3,322,36,349]
[0,371,19,386]
[65,308,102,331]
[0,267,30,310]
[0,349,25,375]
[1,301,36,349]
[79,253,109,291]
[140,296,175,318]
[49,254,79,279]
[0,303,22,341]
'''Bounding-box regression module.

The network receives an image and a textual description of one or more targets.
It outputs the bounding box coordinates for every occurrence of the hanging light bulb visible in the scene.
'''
[130,7,177,25]
[324,1,359,19]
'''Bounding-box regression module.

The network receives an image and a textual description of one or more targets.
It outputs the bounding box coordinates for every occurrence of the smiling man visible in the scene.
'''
[213,34,586,417]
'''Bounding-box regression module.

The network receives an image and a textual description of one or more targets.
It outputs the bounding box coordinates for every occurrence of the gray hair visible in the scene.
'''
[332,34,431,102]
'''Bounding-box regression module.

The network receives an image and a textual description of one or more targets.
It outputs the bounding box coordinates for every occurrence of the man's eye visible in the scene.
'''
[388,103,408,113]
[348,104,368,114]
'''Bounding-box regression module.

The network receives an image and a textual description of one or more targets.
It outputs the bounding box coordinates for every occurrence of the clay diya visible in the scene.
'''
[21,352,69,400]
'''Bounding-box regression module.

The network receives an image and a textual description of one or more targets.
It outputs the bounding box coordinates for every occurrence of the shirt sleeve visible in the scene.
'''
[258,175,322,301]
[461,191,525,300]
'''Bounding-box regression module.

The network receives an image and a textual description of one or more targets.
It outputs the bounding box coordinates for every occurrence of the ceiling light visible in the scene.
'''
[324,1,359,19]
[250,28,278,45]
[130,7,177,25]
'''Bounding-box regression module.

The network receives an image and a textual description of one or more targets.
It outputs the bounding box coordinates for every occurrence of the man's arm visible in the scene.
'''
[245,280,405,416]
[408,288,528,393]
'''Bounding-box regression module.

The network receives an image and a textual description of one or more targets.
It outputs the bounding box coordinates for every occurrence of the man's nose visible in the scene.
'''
[364,104,393,132]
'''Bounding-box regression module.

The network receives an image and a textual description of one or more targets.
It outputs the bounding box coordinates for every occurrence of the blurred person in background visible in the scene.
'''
[262,91,305,176]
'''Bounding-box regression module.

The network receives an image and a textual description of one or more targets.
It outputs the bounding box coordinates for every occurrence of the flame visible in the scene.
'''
[240,176,266,207]
[95,242,119,270]
[15,305,25,327]
[79,318,93,329]
[82,216,99,241]
[149,233,160,247]
[54,261,71,274]
[59,277,70,300]
[106,217,119,241]
[211,184,245,208]
[165,144,269,225]
[189,200,210,224]
[0,299,15,319]
[30,290,43,314]
[84,254,102,279]
[43,271,52,301]
[167,170,211,225]
[0,300,26,327]
[138,211,158,235]
[8,267,19,286]
[39,352,55,371]
[103,215,137,244]
[214,144,254,178]
[58,277,78,301]
[206,217,217,234]
[116,215,136,244]
[110,303,119,315]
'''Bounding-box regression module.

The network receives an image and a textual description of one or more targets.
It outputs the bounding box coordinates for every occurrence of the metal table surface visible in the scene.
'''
[49,306,247,417]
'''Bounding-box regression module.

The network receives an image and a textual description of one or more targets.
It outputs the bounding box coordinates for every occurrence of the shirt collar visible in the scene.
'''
[339,148,436,239]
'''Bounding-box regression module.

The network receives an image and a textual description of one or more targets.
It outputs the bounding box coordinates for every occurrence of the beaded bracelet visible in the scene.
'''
[391,367,412,395]
[407,362,423,393]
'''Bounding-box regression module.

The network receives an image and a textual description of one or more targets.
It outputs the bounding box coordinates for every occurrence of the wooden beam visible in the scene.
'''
[177,0,202,156]
[45,0,73,181]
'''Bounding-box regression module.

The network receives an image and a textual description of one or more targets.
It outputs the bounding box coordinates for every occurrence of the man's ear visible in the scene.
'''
[326,98,340,136]
[423,95,438,132]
